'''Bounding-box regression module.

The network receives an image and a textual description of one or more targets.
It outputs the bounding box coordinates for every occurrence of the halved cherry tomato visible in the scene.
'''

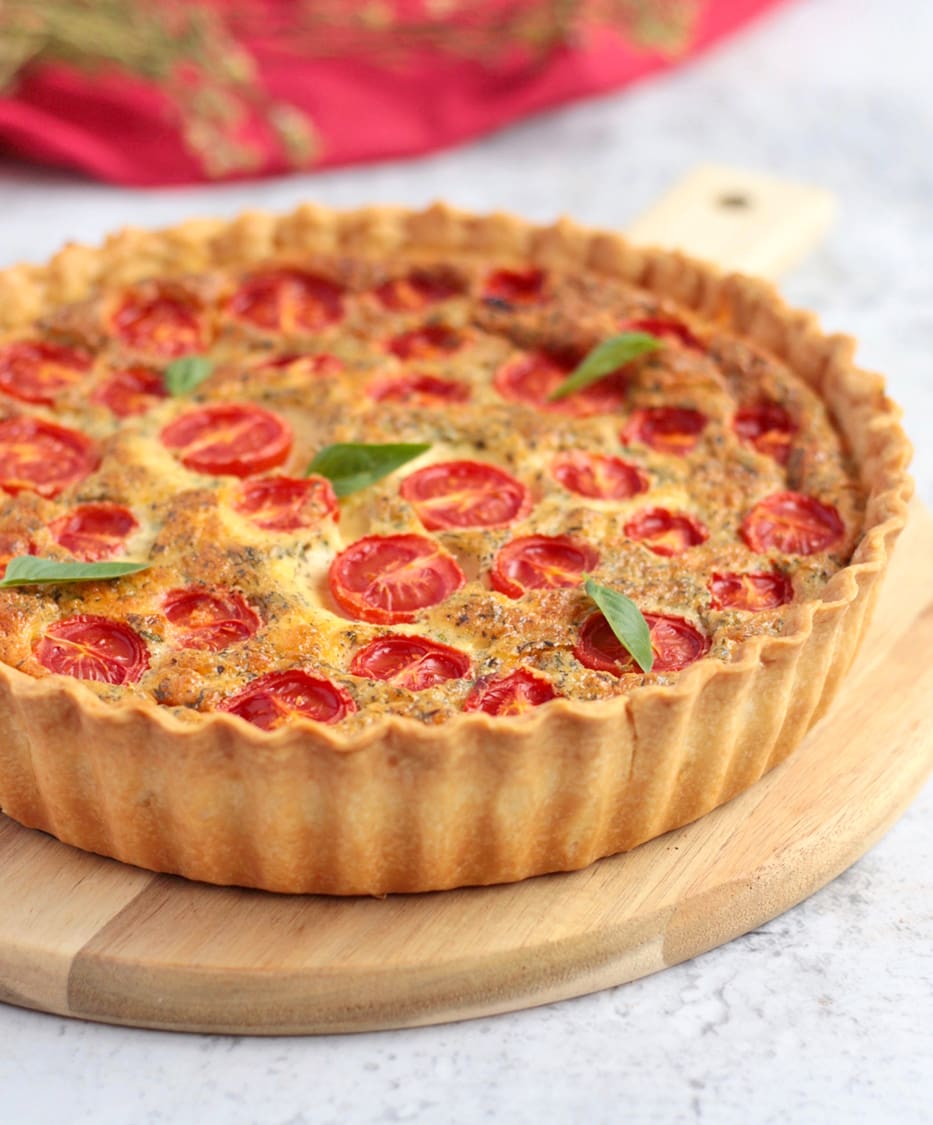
[400,460,531,531]
[48,503,139,562]
[350,634,471,690]
[228,269,344,333]
[551,451,649,500]
[112,290,205,357]
[0,340,92,405]
[621,407,708,455]
[491,535,598,599]
[741,491,844,555]
[92,366,168,418]
[233,474,337,532]
[0,417,98,498]
[367,373,470,406]
[161,403,292,477]
[733,401,797,464]
[625,508,709,556]
[575,611,709,676]
[252,352,343,377]
[163,587,261,651]
[386,324,463,360]
[375,270,462,310]
[219,670,355,730]
[330,534,465,624]
[463,668,558,715]
[708,570,793,611]
[494,351,629,416]
[35,614,149,684]
[619,317,702,350]
[494,352,565,410]
[482,268,546,306]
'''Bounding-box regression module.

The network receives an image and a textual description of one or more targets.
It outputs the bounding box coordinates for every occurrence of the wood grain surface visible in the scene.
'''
[0,169,928,1035]
[0,504,928,1034]
[625,163,836,278]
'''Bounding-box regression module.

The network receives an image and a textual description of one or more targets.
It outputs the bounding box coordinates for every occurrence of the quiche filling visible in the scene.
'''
[0,256,865,732]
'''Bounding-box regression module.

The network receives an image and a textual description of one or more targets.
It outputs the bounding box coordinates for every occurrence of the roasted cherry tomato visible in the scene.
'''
[0,417,98,498]
[375,270,462,310]
[619,316,703,350]
[251,352,344,378]
[330,534,465,624]
[551,451,649,500]
[48,503,139,562]
[733,401,797,464]
[621,406,708,455]
[463,668,558,715]
[112,289,205,357]
[386,324,463,361]
[741,491,844,555]
[229,269,344,333]
[220,670,355,730]
[367,373,470,406]
[350,634,471,690]
[575,611,709,676]
[0,340,92,405]
[482,268,546,306]
[35,614,149,684]
[92,366,168,417]
[163,587,261,651]
[491,535,598,599]
[161,403,292,477]
[494,351,629,416]
[233,474,337,532]
[708,570,793,611]
[624,508,709,556]
[400,460,531,531]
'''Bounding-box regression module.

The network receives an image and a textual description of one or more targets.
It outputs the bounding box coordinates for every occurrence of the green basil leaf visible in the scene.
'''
[164,354,214,396]
[548,332,660,401]
[0,556,150,588]
[583,576,654,673]
[306,442,431,498]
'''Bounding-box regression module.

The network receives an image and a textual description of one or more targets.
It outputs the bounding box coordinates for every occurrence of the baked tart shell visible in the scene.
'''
[0,204,912,894]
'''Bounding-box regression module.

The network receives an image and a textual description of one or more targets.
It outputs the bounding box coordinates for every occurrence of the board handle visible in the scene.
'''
[625,164,835,279]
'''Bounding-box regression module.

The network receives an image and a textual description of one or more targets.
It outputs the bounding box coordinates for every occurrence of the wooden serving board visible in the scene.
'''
[0,168,929,1035]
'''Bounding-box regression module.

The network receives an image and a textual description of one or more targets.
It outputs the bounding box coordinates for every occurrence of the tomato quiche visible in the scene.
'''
[0,204,911,894]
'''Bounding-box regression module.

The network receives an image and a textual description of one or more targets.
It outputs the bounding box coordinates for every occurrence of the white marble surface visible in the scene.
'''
[0,0,931,1120]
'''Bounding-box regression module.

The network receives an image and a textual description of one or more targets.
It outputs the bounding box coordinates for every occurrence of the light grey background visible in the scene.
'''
[0,0,930,1121]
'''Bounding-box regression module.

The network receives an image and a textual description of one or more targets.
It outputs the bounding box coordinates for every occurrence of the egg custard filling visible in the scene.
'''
[0,245,870,733]
[0,205,910,894]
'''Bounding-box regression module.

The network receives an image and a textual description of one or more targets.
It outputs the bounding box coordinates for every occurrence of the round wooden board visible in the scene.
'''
[1,504,931,1036]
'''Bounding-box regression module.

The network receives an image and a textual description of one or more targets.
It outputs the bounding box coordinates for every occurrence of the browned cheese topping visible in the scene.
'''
[0,255,865,730]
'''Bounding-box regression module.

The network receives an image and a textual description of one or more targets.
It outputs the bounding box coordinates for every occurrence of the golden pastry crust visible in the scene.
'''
[0,203,912,894]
